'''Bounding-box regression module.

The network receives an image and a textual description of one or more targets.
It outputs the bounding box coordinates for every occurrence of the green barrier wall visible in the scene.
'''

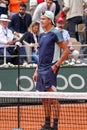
[0,66,87,92]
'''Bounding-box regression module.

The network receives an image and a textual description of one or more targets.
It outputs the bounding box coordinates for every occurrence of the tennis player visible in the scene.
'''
[33,11,69,130]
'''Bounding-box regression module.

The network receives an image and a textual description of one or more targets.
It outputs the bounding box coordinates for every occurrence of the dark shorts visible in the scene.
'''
[36,67,59,91]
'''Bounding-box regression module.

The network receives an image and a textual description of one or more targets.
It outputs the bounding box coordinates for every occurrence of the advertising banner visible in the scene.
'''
[0,66,87,92]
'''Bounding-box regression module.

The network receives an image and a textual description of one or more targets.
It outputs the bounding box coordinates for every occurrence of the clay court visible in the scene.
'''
[0,103,87,130]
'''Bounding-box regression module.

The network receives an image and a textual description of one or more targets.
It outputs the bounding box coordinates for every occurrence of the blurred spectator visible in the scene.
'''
[29,0,38,15]
[9,0,27,17]
[56,16,80,62]
[0,0,9,15]
[8,3,32,39]
[62,0,87,40]
[0,14,28,65]
[29,0,44,15]
[32,0,56,32]
[8,3,32,64]
[56,17,72,47]
[20,21,40,64]
[0,14,16,64]
[30,0,60,17]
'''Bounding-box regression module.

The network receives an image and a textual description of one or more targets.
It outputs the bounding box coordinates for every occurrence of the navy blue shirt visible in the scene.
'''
[38,27,64,70]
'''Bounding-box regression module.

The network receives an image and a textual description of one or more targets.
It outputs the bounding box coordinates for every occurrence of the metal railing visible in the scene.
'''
[0,45,32,64]
[0,44,87,65]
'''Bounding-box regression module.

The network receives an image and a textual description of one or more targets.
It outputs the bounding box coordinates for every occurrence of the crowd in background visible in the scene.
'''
[0,0,87,65]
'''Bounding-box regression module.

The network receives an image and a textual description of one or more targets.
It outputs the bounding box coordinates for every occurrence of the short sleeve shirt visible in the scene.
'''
[38,27,64,70]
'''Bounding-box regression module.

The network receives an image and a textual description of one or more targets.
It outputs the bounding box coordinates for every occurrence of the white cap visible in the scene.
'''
[42,11,55,25]
[0,14,11,22]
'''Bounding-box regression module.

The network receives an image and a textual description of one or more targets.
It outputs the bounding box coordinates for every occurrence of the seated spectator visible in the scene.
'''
[56,16,80,62]
[8,3,32,37]
[0,14,27,65]
[8,3,32,64]
[0,14,17,64]
[20,21,40,64]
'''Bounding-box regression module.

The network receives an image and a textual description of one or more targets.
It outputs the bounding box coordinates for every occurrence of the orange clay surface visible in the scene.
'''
[0,104,87,130]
